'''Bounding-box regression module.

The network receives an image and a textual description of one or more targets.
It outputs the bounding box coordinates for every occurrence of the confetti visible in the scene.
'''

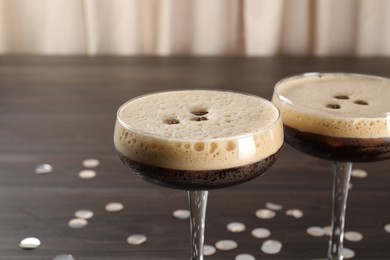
[227,222,246,233]
[35,164,53,174]
[78,170,96,179]
[265,202,283,211]
[251,228,271,239]
[53,255,75,260]
[306,226,325,237]
[82,159,100,168]
[261,240,282,254]
[215,240,238,251]
[105,202,124,212]
[68,218,88,229]
[203,245,216,256]
[285,209,304,219]
[236,253,255,260]
[342,248,355,259]
[127,234,147,245]
[255,209,276,219]
[351,169,368,178]
[75,209,94,220]
[19,237,41,249]
[173,209,190,220]
[345,231,363,242]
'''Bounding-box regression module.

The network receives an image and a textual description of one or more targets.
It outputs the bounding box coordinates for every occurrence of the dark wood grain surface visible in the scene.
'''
[1,56,390,260]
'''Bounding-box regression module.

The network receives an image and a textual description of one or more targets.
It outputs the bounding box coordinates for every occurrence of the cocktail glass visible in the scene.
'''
[272,73,390,259]
[114,90,283,260]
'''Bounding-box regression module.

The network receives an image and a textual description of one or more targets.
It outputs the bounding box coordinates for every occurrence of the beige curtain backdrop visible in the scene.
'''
[0,0,389,56]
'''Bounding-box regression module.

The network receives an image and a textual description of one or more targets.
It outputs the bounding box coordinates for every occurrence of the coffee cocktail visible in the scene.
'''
[272,73,390,260]
[114,90,283,259]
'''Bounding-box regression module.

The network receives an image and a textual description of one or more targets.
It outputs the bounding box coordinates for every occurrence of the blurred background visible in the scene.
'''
[0,0,389,57]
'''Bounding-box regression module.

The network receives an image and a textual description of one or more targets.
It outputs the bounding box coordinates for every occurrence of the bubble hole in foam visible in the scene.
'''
[272,73,390,139]
[114,90,283,171]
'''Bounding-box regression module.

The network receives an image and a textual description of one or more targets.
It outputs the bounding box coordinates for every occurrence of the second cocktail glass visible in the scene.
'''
[272,73,390,260]
[114,90,284,259]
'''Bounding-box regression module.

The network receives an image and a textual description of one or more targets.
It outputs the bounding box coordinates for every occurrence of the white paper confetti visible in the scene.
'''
[53,254,75,260]
[215,240,238,251]
[78,169,96,179]
[251,228,271,239]
[105,202,124,212]
[173,209,190,220]
[342,248,355,259]
[227,222,246,233]
[285,209,304,219]
[75,209,94,220]
[255,209,276,219]
[384,224,390,233]
[35,164,53,174]
[345,231,363,242]
[236,253,255,260]
[203,245,216,256]
[306,226,325,237]
[19,237,41,249]
[351,169,368,178]
[261,240,282,254]
[127,234,147,245]
[68,218,88,229]
[82,158,100,168]
[265,202,283,211]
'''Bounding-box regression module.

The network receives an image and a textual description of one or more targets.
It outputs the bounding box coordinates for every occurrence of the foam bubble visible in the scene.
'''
[115,90,283,171]
[273,73,390,138]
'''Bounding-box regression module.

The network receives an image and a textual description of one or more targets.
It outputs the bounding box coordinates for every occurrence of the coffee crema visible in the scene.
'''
[272,73,390,139]
[273,73,390,162]
[115,90,283,172]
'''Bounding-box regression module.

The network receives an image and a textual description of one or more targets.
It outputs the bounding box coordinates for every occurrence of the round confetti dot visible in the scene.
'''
[74,209,94,220]
[35,164,53,174]
[261,240,282,254]
[173,209,190,220]
[82,159,100,168]
[342,248,355,259]
[255,209,276,219]
[323,226,332,236]
[236,253,256,260]
[203,245,217,256]
[227,222,246,233]
[105,202,124,212]
[306,226,325,237]
[285,209,304,219]
[251,228,271,239]
[345,231,363,242]
[127,234,147,245]
[78,170,96,179]
[265,202,283,211]
[68,218,88,229]
[351,169,368,178]
[19,237,41,250]
[384,224,390,233]
[215,240,238,251]
[53,254,75,260]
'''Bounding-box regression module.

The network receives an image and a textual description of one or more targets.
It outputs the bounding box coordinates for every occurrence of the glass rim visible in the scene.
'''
[273,72,390,119]
[116,89,282,142]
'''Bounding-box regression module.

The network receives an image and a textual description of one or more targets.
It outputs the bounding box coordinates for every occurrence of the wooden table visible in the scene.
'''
[1,56,390,259]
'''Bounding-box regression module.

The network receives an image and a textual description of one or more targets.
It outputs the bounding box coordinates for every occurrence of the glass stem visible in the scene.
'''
[188,190,208,260]
[328,162,352,260]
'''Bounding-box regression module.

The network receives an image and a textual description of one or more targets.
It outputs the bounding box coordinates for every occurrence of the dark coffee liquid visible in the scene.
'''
[117,151,280,190]
[284,125,390,162]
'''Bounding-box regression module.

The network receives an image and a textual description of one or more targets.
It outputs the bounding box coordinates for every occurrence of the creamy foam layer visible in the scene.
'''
[272,73,390,138]
[114,90,283,171]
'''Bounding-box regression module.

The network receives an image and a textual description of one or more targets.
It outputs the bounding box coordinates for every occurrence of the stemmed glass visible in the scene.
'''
[114,90,284,260]
[272,73,390,260]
